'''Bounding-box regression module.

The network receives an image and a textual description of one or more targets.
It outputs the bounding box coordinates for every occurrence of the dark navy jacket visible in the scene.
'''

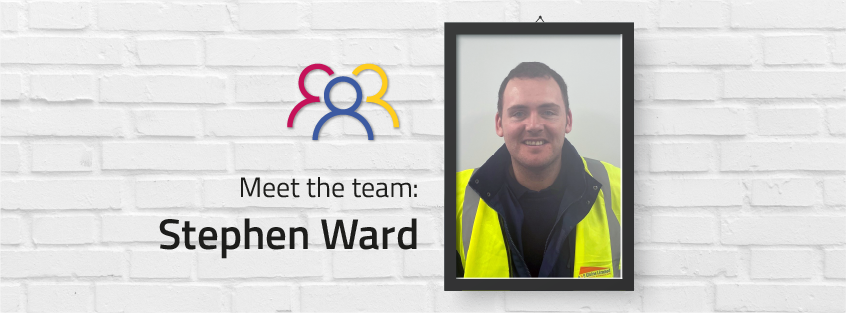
[465,139,602,277]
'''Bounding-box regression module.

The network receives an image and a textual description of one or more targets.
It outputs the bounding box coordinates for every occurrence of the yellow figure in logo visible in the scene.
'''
[352,64,399,127]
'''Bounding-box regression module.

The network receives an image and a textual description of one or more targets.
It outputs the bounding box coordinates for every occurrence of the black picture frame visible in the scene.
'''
[444,22,634,291]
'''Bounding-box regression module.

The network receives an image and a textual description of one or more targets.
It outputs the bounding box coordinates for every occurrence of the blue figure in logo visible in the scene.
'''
[312,76,374,140]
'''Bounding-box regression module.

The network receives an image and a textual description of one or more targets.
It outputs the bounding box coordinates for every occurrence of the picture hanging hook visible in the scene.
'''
[536,15,544,22]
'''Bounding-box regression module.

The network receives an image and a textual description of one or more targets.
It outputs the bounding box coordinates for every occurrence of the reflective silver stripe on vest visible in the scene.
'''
[585,158,621,278]
[462,170,481,261]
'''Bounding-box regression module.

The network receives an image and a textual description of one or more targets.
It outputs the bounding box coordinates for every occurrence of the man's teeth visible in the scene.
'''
[524,140,545,146]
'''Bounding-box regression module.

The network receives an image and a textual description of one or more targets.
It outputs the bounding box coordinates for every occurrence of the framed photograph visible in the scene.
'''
[444,22,634,291]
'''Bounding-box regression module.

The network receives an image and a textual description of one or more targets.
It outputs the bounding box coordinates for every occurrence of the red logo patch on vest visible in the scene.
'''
[578,267,611,278]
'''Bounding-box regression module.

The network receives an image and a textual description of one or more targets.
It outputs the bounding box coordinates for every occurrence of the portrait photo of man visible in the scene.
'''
[445,24,633,290]
[456,61,621,278]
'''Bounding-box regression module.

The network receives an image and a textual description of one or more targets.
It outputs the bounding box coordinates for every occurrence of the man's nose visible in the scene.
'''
[525,112,543,133]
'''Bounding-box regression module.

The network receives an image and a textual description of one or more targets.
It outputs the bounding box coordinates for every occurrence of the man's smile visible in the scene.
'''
[523,140,548,146]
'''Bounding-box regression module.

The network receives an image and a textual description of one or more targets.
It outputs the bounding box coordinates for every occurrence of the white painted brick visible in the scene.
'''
[0,250,123,277]
[650,143,711,172]
[0,37,124,65]
[827,106,846,135]
[731,0,846,29]
[0,108,123,137]
[721,216,846,245]
[1,179,122,210]
[304,143,436,170]
[750,248,814,279]
[642,283,710,312]
[96,284,225,312]
[435,286,501,312]
[102,214,231,243]
[634,107,748,135]
[136,39,201,66]
[342,108,404,137]
[234,74,297,103]
[716,284,845,312]
[238,3,298,30]
[312,2,437,30]
[135,179,198,209]
[1,143,21,172]
[835,34,846,64]
[1,284,22,312]
[342,38,406,65]
[412,179,443,208]
[410,37,443,65]
[102,142,228,171]
[300,284,428,312]
[1,216,22,244]
[32,215,96,244]
[520,1,653,29]
[233,285,293,313]
[750,179,816,206]
[100,75,226,104]
[0,2,21,31]
[635,179,743,207]
[634,71,653,101]
[635,249,737,276]
[130,250,193,278]
[651,215,716,244]
[333,250,396,278]
[824,249,845,278]
[31,143,93,172]
[653,72,718,100]
[203,177,328,209]
[1,73,23,100]
[659,1,724,28]
[721,142,846,171]
[28,283,91,312]
[382,74,435,101]
[30,74,94,102]
[307,216,435,246]
[404,249,442,277]
[206,38,332,66]
[98,3,231,31]
[412,107,444,135]
[134,110,200,137]
[824,177,846,206]
[29,2,89,29]
[724,71,846,98]
[505,290,641,311]
[757,107,820,135]
[764,35,829,64]
[635,36,755,65]
[634,211,650,244]
[448,1,507,22]
[198,250,323,278]
[235,143,297,171]
[633,143,649,172]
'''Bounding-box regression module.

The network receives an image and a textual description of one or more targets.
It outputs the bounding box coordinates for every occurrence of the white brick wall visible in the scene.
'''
[2,1,844,312]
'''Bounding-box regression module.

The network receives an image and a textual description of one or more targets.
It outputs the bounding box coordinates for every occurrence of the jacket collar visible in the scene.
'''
[470,138,590,208]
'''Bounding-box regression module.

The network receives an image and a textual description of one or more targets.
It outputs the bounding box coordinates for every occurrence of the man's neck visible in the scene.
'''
[511,158,562,191]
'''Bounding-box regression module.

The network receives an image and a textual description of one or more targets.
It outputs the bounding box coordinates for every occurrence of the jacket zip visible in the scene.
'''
[539,168,588,272]
[498,215,514,277]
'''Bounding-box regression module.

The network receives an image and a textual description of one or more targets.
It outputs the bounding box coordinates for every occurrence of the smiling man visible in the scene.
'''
[456,62,622,278]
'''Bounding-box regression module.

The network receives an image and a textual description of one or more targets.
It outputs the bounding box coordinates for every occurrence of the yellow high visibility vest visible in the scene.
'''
[456,157,622,278]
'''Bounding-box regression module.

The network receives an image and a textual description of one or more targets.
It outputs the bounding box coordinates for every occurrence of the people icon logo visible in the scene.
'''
[287,63,399,140]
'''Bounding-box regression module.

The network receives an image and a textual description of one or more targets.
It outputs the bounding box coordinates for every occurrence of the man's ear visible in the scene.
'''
[495,112,504,137]
[565,109,573,134]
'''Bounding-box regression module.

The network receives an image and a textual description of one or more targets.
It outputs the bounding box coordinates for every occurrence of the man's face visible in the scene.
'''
[496,77,572,171]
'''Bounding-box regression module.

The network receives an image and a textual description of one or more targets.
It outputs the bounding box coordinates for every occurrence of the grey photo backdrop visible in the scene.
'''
[457,35,622,170]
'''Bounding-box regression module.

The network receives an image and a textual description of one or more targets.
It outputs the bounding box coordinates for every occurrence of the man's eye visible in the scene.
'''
[542,111,555,116]
[512,112,525,118]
